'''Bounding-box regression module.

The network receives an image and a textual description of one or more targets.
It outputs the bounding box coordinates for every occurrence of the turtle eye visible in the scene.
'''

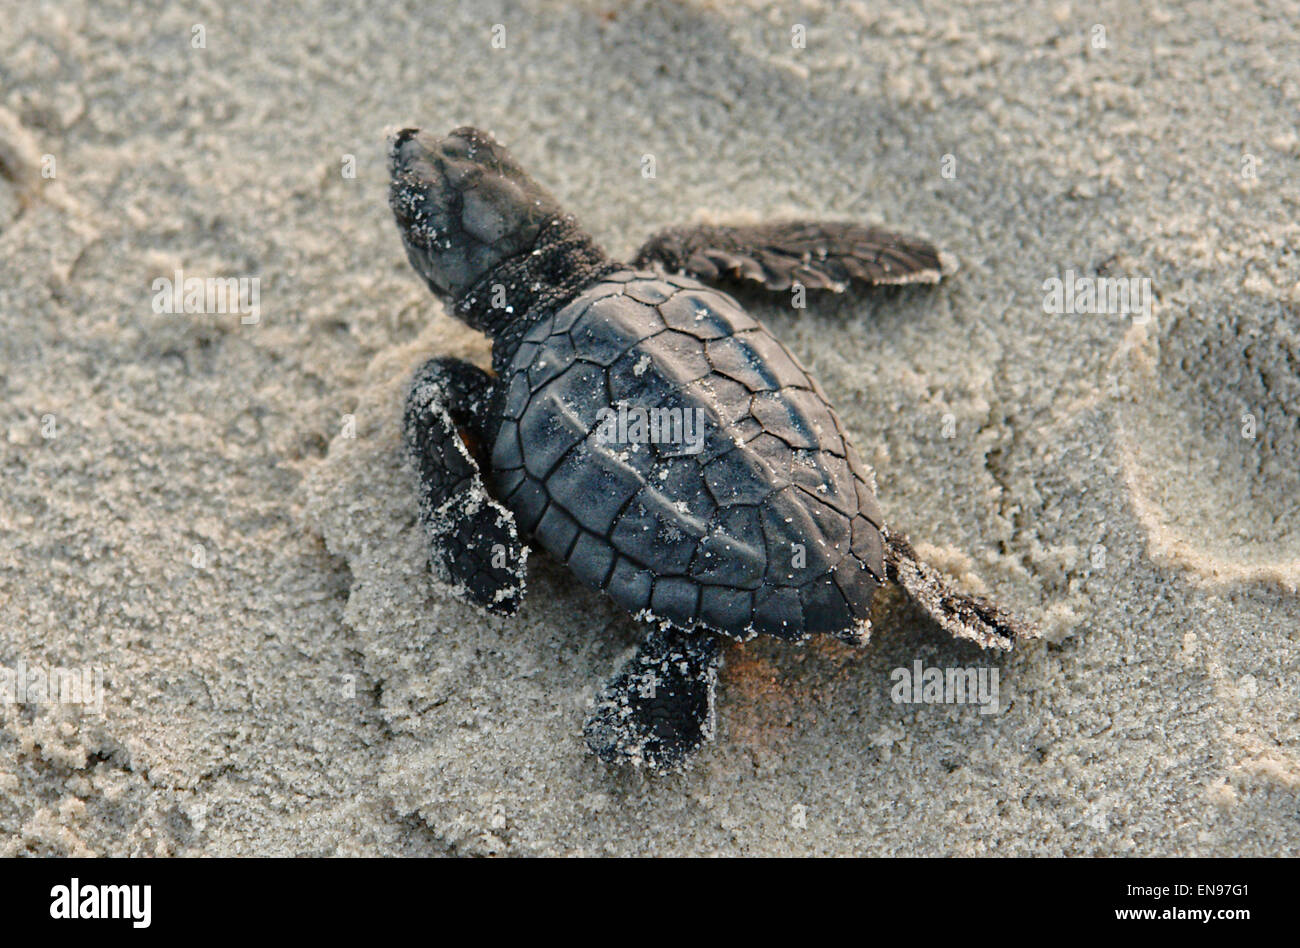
[439,136,473,161]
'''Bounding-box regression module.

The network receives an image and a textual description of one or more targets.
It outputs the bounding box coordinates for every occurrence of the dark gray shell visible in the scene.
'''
[488,271,885,640]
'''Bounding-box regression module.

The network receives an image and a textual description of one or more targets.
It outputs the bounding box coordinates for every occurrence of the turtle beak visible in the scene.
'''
[388,128,444,201]
[388,129,454,240]
[389,127,485,184]
[388,128,458,297]
[388,128,479,229]
[388,127,424,178]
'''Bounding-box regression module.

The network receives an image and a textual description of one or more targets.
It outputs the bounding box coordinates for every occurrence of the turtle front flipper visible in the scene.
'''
[632,220,943,293]
[584,627,722,772]
[881,527,1033,650]
[404,356,528,615]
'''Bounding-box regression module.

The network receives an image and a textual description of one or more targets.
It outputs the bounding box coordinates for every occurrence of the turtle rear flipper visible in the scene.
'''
[633,220,943,293]
[405,356,529,615]
[584,627,722,773]
[881,527,1033,650]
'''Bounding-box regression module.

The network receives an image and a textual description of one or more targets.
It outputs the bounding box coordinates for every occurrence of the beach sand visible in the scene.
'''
[1,0,1297,855]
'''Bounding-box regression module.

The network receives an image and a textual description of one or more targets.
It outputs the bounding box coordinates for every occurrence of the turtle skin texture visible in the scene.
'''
[487,269,886,643]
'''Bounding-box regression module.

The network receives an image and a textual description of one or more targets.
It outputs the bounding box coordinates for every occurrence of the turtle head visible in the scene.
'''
[388,126,562,303]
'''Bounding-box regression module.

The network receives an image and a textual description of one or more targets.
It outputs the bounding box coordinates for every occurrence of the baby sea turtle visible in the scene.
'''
[389,126,1034,771]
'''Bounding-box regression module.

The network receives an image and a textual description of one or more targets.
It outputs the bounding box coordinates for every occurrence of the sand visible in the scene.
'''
[1,0,1297,855]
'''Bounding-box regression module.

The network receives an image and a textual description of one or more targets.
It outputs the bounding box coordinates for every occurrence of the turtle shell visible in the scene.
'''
[488,271,885,640]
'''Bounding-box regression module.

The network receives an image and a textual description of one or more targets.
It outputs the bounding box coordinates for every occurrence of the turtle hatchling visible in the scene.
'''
[389,126,1035,771]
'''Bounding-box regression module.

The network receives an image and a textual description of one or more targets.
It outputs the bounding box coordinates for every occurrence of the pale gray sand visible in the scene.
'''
[1,0,1297,855]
